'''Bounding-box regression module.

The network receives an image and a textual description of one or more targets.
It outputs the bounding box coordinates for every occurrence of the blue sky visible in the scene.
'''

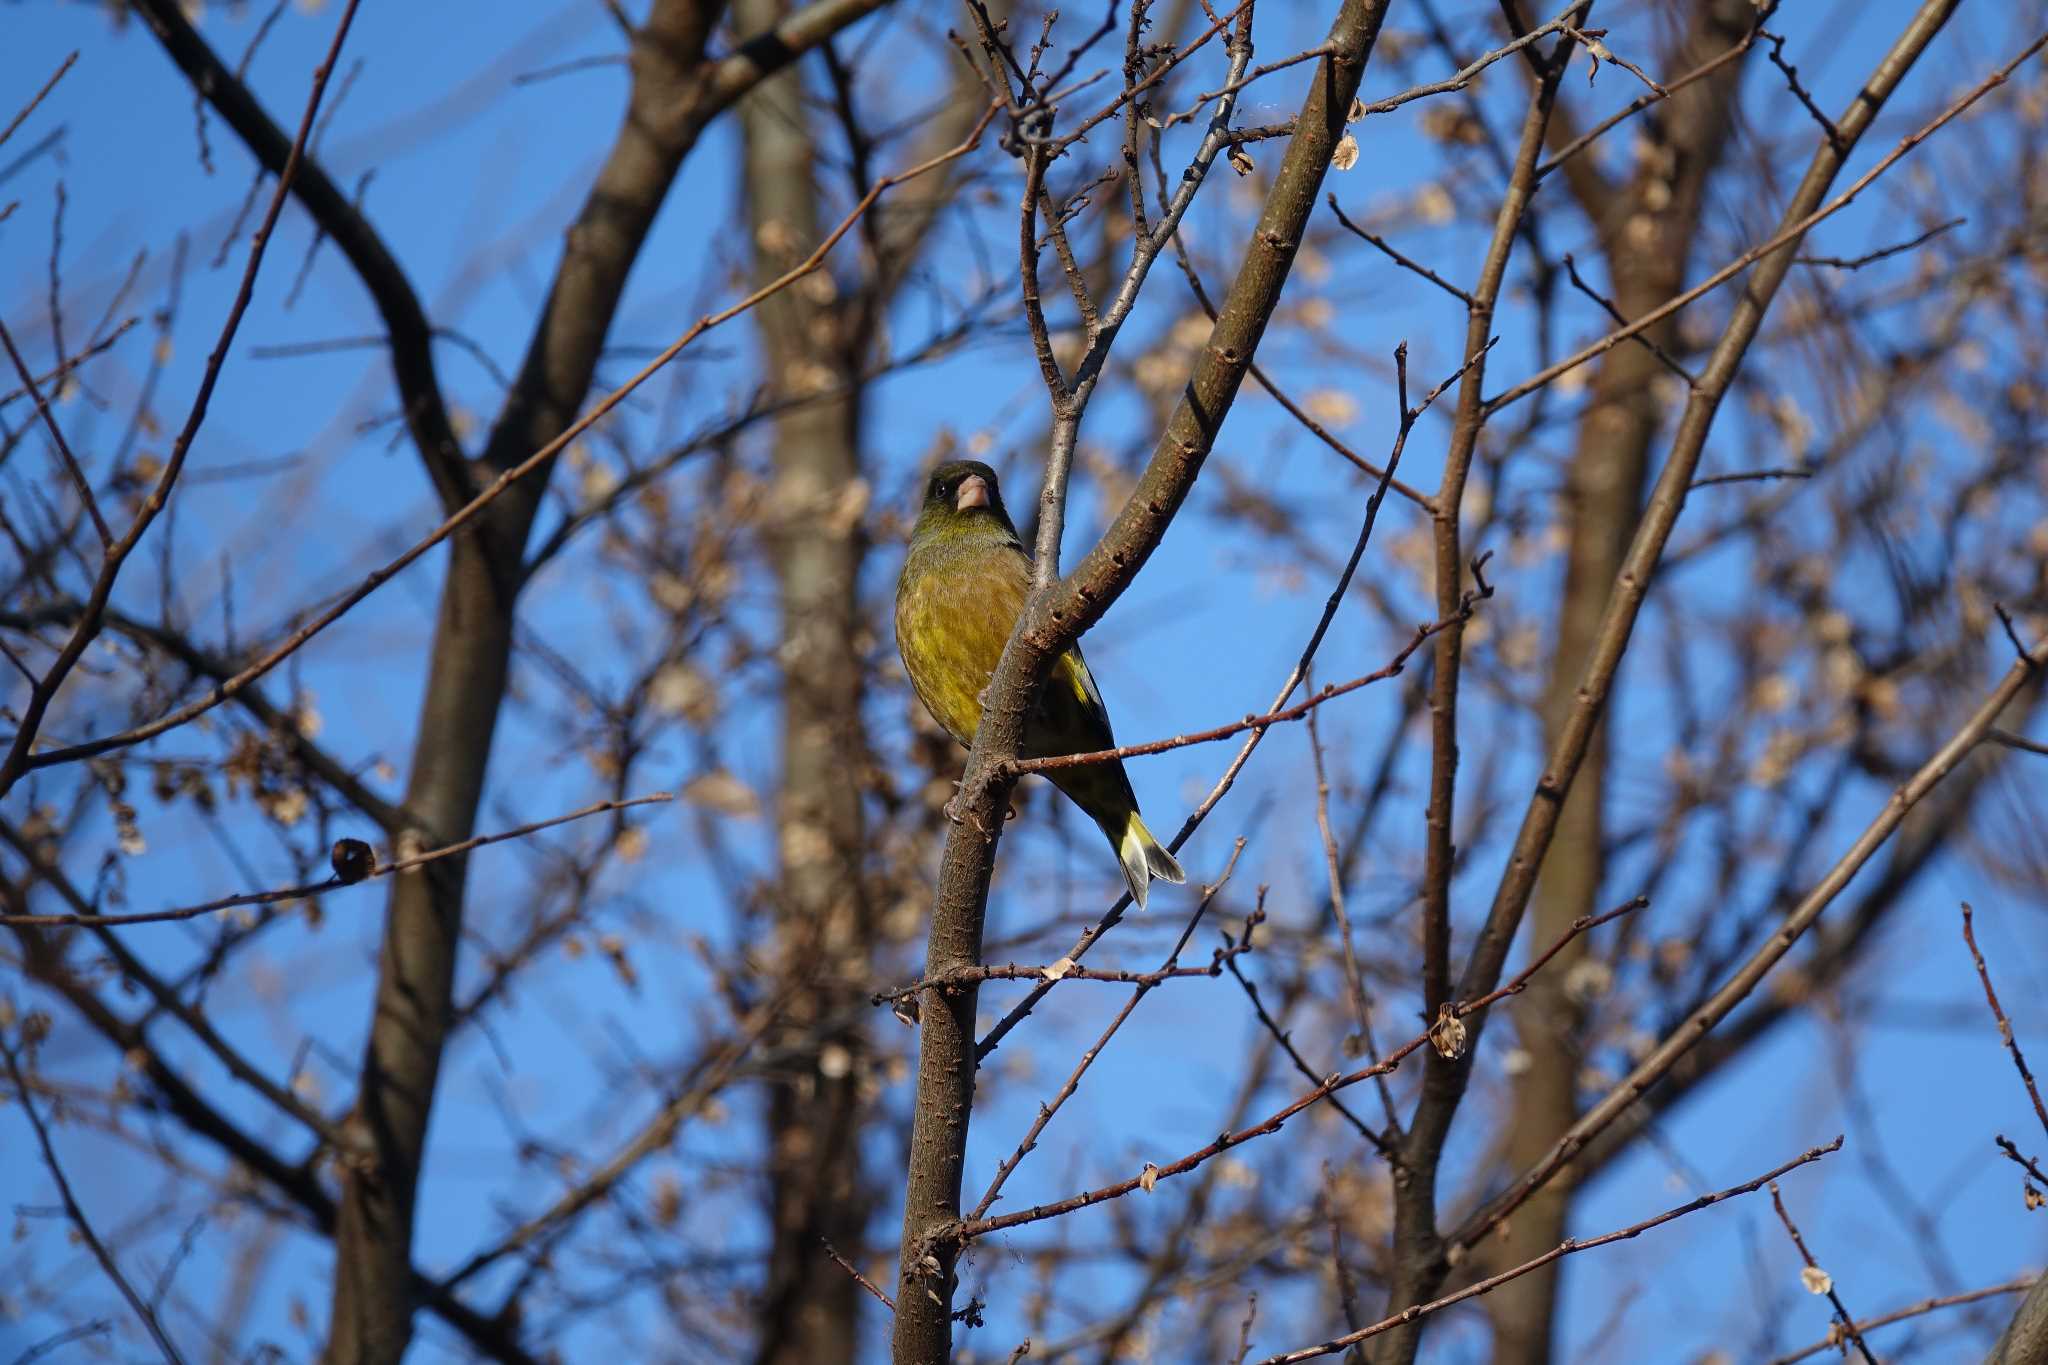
[3,1,2045,1361]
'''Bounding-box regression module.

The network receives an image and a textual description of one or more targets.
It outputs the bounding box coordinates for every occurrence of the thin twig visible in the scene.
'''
[1762,30,1843,151]
[872,945,1254,1004]
[1993,1135,2048,1188]
[1767,1277,2039,1365]
[1009,608,1475,774]
[955,894,1645,1244]
[0,0,368,798]
[0,52,77,152]
[7,98,998,781]
[1254,1139,1844,1362]
[1769,1181,1877,1363]
[1961,902,2048,1140]
[1490,27,2048,415]
[1307,692,1393,1127]
[966,845,1249,1222]
[0,794,670,928]
[1560,251,1694,385]
[1327,197,1473,305]
[1797,216,1963,269]
[1352,6,1576,118]
[1,1032,189,1365]
[1537,16,1762,180]
[1690,466,1812,489]
[0,317,110,545]
[1986,728,2048,758]
[822,1236,895,1312]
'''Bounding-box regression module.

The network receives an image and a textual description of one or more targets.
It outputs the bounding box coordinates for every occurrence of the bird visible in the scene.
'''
[895,459,1185,909]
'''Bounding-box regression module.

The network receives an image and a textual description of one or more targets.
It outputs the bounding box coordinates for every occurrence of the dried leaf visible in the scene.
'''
[1429,1002,1467,1060]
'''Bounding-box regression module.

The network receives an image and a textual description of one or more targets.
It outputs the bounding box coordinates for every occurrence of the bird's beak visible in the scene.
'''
[956,475,990,512]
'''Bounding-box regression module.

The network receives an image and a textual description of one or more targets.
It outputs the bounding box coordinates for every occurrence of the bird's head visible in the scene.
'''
[913,460,1020,545]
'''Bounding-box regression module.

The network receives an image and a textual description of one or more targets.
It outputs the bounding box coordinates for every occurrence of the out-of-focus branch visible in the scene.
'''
[954,895,1644,1246]
[129,0,466,507]
[8,93,988,781]
[1,817,348,1145]
[1458,639,2044,1250]
[0,0,362,804]
[1,1030,189,1365]
[1486,18,2043,414]
[435,998,785,1294]
[0,599,407,833]
[1769,1277,2036,1365]
[0,318,110,546]
[324,3,910,1359]
[0,794,667,928]
[2,913,536,1363]
[1255,1138,1843,1364]
[1379,5,1978,1356]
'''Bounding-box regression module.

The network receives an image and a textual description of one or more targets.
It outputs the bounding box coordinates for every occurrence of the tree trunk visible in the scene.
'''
[326,5,730,1358]
[1488,4,1772,1360]
[737,4,875,1359]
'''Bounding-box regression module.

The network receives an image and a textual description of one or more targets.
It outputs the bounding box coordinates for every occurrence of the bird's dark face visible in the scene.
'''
[920,460,1014,532]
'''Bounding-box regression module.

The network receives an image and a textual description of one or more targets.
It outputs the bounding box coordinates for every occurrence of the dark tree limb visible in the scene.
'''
[321,3,897,1360]
[1489,2,1757,1356]
[890,3,1396,1359]
[129,0,468,509]
[1384,14,1587,1360]
[1378,1,1973,1357]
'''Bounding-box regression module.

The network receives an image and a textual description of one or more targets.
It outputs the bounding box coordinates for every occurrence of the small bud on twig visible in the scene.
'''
[330,838,374,884]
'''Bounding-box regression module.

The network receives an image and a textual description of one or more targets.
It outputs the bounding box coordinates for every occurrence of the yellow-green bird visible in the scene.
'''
[895,460,1185,909]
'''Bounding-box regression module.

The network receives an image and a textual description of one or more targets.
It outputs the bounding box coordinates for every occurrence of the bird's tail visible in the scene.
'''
[1112,811,1186,910]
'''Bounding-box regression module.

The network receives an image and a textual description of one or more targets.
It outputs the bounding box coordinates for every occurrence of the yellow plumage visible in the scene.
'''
[896,461,1185,908]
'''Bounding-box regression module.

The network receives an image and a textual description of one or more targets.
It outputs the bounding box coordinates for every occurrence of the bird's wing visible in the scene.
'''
[1047,639,1115,746]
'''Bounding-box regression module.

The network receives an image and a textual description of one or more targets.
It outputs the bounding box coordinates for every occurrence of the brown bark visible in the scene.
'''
[1989,1273,2048,1365]
[326,8,726,1357]
[737,4,872,1359]
[1487,3,1756,1360]
[1381,23,1581,1361]
[890,4,1394,1358]
[321,3,895,1358]
[1380,2,1967,1357]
